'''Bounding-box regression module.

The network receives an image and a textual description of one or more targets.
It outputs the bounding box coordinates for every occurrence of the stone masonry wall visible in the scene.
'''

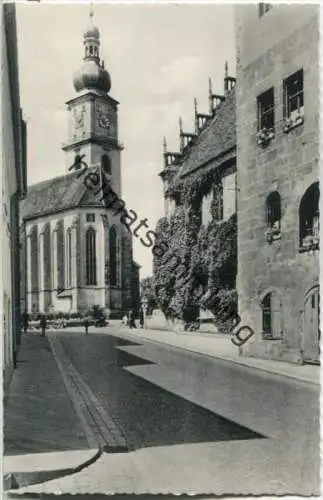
[236,9,319,362]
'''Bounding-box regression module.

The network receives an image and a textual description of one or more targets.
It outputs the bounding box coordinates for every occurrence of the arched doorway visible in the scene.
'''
[303,286,320,364]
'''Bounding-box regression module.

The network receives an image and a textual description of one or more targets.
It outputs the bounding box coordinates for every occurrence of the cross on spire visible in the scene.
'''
[89,1,94,20]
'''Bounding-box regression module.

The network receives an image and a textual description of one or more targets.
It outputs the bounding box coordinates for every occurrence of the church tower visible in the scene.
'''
[62,11,122,197]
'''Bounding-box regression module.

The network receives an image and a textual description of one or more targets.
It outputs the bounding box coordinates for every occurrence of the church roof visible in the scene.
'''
[176,89,236,180]
[20,167,109,221]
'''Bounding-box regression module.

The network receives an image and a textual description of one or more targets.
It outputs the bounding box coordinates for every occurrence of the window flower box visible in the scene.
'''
[301,234,319,252]
[265,225,281,243]
[257,127,274,146]
[283,113,304,133]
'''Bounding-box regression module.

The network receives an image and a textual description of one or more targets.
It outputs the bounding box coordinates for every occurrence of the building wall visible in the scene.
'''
[236,5,319,362]
[2,3,27,394]
[23,205,133,315]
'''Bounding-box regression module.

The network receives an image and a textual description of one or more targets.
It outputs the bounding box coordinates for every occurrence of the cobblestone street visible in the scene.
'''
[4,328,320,496]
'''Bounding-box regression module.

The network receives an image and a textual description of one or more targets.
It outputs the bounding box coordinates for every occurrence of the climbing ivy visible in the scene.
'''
[153,194,237,332]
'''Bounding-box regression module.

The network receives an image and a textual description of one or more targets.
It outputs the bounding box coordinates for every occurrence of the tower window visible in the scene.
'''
[86,213,95,222]
[257,88,275,131]
[86,228,97,285]
[284,69,304,121]
[299,182,319,252]
[259,3,272,17]
[265,191,281,241]
[101,154,111,175]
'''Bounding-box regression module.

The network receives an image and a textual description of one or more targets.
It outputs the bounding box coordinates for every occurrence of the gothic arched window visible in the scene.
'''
[101,154,111,175]
[66,229,72,288]
[261,291,282,340]
[212,182,223,221]
[86,228,97,285]
[109,226,118,286]
[299,182,319,251]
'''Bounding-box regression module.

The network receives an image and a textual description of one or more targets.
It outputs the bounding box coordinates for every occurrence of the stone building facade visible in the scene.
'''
[20,14,139,318]
[236,4,319,363]
[156,65,237,328]
[2,2,27,392]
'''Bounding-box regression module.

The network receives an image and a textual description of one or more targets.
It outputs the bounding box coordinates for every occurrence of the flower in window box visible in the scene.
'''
[265,227,274,243]
[295,114,304,126]
[302,235,315,250]
[257,127,274,146]
[283,114,304,133]
[312,235,319,249]
[283,117,293,133]
[265,223,280,243]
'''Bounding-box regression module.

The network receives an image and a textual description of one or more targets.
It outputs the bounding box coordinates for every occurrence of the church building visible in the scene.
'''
[20,14,139,318]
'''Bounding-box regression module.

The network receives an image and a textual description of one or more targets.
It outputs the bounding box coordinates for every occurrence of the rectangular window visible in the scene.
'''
[259,3,272,17]
[257,88,275,131]
[284,69,304,120]
[86,213,95,222]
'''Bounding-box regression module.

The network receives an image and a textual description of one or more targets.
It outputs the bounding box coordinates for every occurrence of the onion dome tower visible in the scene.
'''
[63,9,122,197]
[73,10,111,94]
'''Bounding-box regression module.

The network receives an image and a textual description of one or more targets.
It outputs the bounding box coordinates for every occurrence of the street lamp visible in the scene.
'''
[141,296,148,329]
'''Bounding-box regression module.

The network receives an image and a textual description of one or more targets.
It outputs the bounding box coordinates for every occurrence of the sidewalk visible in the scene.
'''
[3,331,99,490]
[107,324,320,386]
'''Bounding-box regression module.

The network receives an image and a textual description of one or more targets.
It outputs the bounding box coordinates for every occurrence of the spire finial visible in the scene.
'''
[208,77,213,115]
[225,61,228,78]
[163,136,167,154]
[179,116,183,134]
[194,97,198,116]
[90,1,94,19]
[208,77,212,97]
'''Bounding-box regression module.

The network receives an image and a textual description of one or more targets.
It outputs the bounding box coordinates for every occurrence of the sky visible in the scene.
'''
[16,1,235,278]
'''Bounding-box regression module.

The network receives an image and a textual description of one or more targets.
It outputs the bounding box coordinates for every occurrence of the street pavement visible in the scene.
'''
[4,327,320,496]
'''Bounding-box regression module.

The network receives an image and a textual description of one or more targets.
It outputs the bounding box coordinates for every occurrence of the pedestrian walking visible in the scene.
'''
[139,308,144,329]
[129,310,136,329]
[22,311,29,334]
[40,314,47,337]
[122,314,128,326]
[84,317,89,335]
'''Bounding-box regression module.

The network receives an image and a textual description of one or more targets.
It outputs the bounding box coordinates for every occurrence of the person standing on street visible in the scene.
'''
[139,308,144,329]
[22,311,29,334]
[129,310,136,329]
[40,314,47,337]
[84,316,89,335]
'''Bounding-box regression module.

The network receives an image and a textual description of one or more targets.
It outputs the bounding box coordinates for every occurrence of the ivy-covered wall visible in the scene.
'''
[153,194,237,331]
